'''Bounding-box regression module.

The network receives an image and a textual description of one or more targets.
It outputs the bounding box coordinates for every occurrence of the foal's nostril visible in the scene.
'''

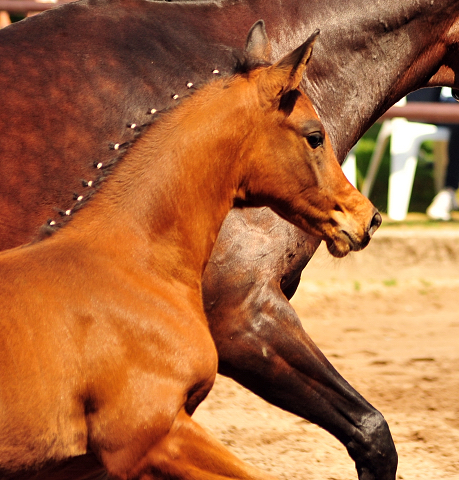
[369,211,382,237]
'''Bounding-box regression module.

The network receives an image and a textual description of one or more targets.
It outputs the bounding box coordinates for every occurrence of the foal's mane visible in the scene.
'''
[35,53,269,242]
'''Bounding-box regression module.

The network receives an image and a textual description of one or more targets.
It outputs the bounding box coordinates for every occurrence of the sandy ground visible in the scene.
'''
[194,218,459,480]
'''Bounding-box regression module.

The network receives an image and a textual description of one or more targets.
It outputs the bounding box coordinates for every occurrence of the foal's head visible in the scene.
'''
[231,22,381,257]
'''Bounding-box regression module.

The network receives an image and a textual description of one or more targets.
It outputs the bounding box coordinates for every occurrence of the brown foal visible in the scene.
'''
[0,26,380,480]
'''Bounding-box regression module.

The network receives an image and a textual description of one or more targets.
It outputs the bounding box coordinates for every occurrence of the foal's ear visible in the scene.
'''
[245,20,271,63]
[260,29,320,103]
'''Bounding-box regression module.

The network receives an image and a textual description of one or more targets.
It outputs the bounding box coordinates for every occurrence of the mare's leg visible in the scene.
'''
[203,207,398,480]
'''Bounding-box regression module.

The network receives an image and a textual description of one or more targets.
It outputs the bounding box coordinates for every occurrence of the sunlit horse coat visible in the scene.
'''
[1,0,459,478]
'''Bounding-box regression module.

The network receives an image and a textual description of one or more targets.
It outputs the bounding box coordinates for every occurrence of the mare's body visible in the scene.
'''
[0,34,380,479]
[1,0,459,478]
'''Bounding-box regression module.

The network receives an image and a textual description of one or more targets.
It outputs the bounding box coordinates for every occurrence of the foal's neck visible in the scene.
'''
[67,80,250,285]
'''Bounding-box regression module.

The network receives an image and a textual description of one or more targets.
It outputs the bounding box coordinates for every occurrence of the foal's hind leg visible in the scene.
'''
[104,409,277,480]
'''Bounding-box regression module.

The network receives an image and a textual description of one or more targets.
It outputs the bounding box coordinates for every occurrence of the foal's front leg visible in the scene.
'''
[102,409,277,480]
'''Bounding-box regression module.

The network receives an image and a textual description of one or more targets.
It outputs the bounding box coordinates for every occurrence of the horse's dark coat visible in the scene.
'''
[1,0,459,478]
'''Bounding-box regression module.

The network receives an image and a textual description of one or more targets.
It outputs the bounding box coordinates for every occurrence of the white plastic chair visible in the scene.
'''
[361,98,450,220]
[342,150,357,188]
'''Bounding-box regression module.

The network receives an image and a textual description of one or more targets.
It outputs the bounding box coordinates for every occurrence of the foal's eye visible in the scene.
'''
[305,132,324,149]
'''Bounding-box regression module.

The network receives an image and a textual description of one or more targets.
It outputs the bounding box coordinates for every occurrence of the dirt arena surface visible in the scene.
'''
[194,217,459,480]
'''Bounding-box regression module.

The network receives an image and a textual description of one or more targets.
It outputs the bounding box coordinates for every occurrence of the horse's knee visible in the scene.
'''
[347,410,398,480]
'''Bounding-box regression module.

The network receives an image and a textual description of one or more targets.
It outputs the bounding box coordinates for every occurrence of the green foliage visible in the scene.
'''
[8,13,26,23]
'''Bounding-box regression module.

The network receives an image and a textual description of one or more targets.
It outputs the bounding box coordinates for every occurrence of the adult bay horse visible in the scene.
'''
[2,0,459,478]
[0,32,380,479]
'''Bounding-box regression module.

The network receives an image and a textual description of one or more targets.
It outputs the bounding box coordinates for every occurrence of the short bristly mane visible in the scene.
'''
[36,54,266,243]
